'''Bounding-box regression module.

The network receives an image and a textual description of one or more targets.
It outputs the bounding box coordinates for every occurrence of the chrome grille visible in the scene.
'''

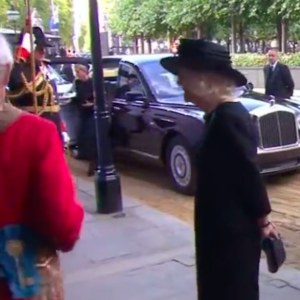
[258,111,298,148]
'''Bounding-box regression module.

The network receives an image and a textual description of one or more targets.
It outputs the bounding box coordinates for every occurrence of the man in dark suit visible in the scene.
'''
[263,49,294,98]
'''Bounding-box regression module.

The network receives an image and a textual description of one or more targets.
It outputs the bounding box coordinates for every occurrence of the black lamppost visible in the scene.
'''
[89,0,123,214]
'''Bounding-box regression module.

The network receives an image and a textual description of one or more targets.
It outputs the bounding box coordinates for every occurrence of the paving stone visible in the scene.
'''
[268,279,288,288]
[65,261,196,300]
[77,182,140,212]
[173,254,196,267]
[260,284,300,299]
[62,182,300,300]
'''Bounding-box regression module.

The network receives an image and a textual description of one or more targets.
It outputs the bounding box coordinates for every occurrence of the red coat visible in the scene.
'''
[0,114,84,300]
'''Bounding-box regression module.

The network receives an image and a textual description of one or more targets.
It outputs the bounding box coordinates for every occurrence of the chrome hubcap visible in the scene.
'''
[170,145,191,187]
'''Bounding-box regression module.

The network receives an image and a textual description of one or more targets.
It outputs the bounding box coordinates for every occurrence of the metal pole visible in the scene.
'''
[50,0,55,15]
[25,0,38,113]
[88,0,123,214]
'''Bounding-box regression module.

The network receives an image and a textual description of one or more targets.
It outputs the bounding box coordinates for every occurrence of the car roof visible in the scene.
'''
[121,53,171,65]
[49,53,172,75]
[49,55,124,66]
[50,54,172,66]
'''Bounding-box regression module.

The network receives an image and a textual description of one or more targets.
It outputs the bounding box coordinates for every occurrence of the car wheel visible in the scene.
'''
[166,136,196,195]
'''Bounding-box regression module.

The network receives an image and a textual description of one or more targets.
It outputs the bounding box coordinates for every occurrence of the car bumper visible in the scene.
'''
[258,145,300,175]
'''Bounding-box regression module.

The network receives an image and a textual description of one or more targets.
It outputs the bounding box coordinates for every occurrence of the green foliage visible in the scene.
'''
[55,0,74,46]
[232,53,268,67]
[107,0,300,44]
[108,0,143,36]
[84,22,91,51]
[0,0,73,46]
[78,23,87,50]
[0,0,11,28]
[138,0,168,37]
[232,53,300,67]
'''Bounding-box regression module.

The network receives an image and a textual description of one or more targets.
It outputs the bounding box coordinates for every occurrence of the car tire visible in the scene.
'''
[166,135,196,195]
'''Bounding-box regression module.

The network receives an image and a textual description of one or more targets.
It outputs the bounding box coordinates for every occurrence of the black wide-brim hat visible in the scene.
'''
[33,26,52,47]
[161,39,247,87]
[16,26,52,48]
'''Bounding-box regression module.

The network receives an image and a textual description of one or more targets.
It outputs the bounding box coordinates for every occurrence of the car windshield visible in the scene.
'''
[141,60,246,102]
[47,65,67,84]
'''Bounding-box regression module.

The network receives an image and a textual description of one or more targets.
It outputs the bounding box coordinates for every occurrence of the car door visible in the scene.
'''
[113,63,149,152]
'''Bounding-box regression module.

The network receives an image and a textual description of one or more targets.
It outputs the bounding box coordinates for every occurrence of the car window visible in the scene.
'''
[141,61,183,101]
[46,64,67,84]
[141,60,246,102]
[116,64,145,99]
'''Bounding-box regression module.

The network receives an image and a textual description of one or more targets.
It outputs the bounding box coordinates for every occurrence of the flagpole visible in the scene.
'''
[25,0,38,113]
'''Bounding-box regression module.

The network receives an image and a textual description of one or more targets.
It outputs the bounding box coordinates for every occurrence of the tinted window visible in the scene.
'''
[141,61,183,100]
[47,65,66,84]
[141,60,246,102]
[116,64,145,99]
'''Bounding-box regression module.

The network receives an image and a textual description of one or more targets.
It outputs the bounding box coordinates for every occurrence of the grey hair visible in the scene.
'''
[0,34,13,81]
[75,64,88,73]
[178,68,235,101]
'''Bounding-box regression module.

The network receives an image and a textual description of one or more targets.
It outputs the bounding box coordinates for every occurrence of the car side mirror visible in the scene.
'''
[246,82,254,90]
[125,91,146,102]
[60,74,67,80]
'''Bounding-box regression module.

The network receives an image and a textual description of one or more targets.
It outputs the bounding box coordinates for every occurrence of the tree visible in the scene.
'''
[108,0,143,37]
[55,0,74,46]
[0,0,11,28]
[137,0,169,38]
[78,23,87,50]
[107,0,300,53]
[0,0,74,46]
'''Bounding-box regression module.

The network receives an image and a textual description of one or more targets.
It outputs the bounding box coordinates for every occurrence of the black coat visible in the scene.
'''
[195,102,271,300]
[74,78,96,160]
[7,60,62,140]
[62,64,75,83]
[264,62,294,98]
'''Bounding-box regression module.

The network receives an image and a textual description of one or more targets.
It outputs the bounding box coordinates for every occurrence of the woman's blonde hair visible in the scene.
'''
[178,68,235,101]
[75,64,88,74]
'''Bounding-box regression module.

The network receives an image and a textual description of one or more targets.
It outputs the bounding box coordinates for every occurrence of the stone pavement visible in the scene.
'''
[62,176,300,300]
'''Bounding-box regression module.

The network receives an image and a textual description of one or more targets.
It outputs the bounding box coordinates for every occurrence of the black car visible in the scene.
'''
[49,54,300,195]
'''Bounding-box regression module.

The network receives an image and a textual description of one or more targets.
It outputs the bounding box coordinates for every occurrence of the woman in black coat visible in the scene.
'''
[74,64,96,175]
[161,39,278,300]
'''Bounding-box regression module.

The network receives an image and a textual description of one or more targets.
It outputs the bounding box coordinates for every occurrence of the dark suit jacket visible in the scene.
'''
[263,62,294,98]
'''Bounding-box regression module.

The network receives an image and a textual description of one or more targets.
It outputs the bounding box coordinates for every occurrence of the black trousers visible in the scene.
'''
[77,110,96,160]
[196,235,261,300]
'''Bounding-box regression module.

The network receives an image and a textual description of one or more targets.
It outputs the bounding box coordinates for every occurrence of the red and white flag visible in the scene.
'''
[15,4,34,60]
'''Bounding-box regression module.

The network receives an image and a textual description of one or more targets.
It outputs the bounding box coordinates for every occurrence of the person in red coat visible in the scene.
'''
[0,34,84,300]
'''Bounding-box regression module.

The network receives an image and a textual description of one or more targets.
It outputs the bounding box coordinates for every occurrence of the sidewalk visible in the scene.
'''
[62,176,300,300]
[254,88,300,97]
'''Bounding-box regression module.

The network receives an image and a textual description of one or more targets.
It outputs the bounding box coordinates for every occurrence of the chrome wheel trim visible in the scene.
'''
[170,145,191,188]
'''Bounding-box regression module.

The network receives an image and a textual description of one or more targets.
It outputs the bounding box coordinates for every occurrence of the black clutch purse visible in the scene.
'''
[262,236,286,273]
